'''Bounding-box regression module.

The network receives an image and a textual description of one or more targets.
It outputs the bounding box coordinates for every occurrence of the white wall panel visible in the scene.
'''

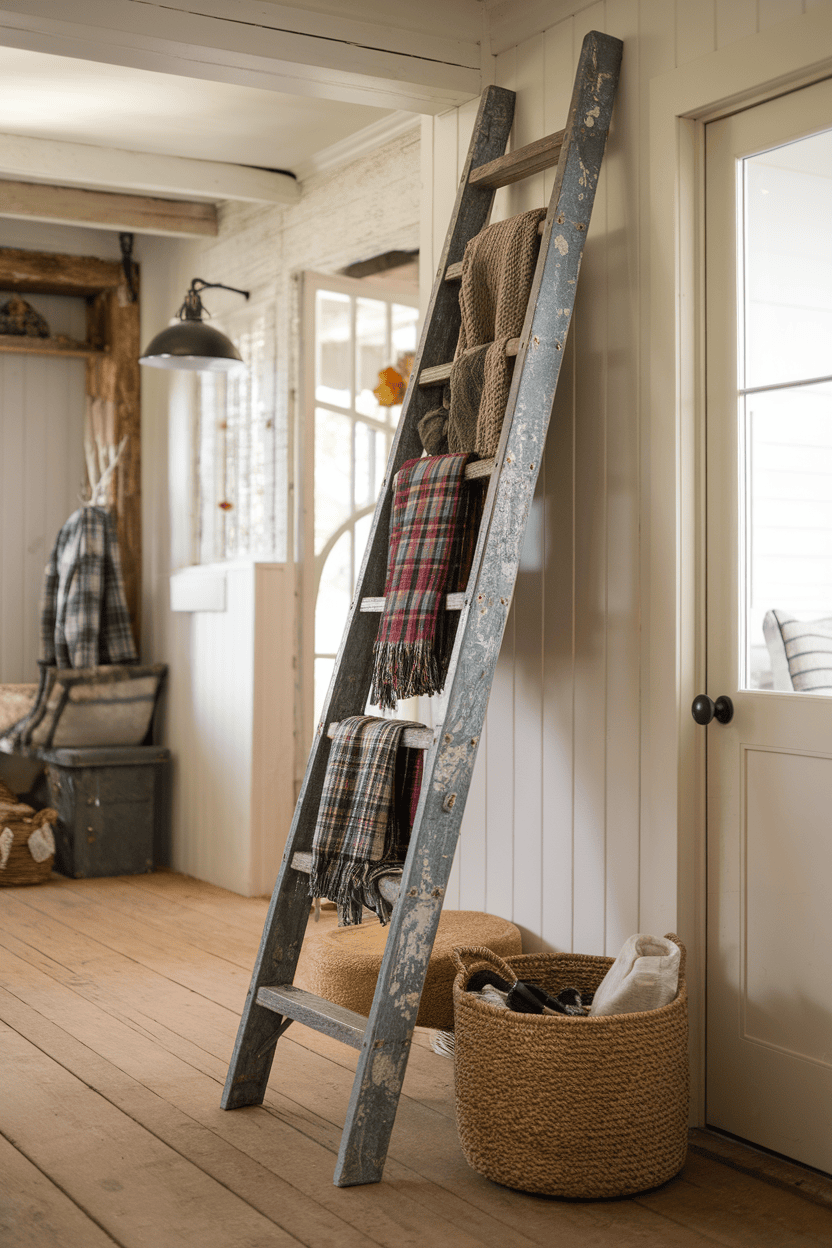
[0,291,86,683]
[420,0,811,956]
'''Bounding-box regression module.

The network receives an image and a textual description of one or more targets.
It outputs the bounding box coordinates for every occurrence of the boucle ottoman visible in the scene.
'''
[306,909,522,1030]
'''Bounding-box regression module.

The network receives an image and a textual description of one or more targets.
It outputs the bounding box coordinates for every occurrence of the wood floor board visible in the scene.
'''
[0,972,512,1248]
[2,882,458,1116]
[0,1022,303,1248]
[0,1133,121,1248]
[2,874,827,1248]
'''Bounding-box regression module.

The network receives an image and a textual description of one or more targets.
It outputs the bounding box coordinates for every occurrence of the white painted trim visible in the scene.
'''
[0,0,482,113]
[0,132,299,204]
[647,3,832,1126]
[293,111,420,184]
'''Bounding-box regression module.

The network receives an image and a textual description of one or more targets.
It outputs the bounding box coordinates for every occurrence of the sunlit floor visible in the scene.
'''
[1,870,830,1247]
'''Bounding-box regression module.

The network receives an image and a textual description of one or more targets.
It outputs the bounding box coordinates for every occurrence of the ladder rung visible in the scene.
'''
[420,343,519,387]
[361,591,466,613]
[468,129,564,190]
[445,219,545,281]
[256,985,367,1049]
[326,722,435,749]
[291,851,402,906]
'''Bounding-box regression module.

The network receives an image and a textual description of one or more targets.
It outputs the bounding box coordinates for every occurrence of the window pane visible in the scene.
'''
[316,291,351,407]
[314,658,335,732]
[316,530,352,655]
[354,511,373,590]
[745,132,832,390]
[315,409,352,555]
[392,302,419,356]
[355,297,388,416]
[744,381,832,690]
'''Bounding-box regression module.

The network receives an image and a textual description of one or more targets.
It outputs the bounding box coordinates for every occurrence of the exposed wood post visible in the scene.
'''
[85,281,142,647]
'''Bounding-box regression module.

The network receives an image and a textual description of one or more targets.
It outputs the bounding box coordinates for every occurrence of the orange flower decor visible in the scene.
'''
[373,353,415,407]
[373,366,405,407]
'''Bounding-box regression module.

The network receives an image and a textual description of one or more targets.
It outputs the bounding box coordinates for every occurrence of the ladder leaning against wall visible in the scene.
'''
[222,30,623,1187]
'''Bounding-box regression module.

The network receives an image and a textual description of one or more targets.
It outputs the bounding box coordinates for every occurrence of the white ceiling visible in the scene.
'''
[0,43,397,179]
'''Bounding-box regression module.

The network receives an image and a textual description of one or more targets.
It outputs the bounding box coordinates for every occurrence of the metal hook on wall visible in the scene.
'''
[119,232,138,303]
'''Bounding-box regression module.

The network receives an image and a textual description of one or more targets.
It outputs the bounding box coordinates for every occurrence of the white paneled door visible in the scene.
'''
[705,79,832,1174]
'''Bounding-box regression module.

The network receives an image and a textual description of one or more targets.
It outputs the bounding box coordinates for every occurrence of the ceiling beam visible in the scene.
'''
[0,0,482,113]
[0,179,219,237]
[0,133,299,204]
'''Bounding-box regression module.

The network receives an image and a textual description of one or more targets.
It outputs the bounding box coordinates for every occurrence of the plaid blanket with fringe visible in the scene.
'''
[370,453,472,711]
[41,505,137,669]
[310,715,424,925]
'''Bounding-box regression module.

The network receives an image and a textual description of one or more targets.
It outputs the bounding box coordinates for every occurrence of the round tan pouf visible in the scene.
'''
[306,910,522,1030]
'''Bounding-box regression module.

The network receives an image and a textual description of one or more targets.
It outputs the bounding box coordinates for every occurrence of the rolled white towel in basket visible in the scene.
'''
[589,934,680,1017]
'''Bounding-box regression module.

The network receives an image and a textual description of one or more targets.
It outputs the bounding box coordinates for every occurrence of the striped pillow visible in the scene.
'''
[763,611,832,693]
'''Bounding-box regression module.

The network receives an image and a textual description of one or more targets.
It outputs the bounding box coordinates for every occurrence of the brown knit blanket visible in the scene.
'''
[419,207,546,458]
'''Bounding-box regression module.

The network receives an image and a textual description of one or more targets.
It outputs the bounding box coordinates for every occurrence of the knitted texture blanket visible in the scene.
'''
[370,453,472,711]
[310,715,424,925]
[419,207,546,458]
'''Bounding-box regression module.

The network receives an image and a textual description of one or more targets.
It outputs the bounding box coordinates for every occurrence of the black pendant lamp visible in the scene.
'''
[140,278,250,371]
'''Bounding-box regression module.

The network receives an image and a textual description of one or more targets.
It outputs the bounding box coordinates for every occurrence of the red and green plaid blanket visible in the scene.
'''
[310,715,424,925]
[370,453,473,710]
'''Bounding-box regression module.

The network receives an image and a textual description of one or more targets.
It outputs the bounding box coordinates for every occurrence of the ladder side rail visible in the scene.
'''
[221,84,516,1112]
[332,30,623,1186]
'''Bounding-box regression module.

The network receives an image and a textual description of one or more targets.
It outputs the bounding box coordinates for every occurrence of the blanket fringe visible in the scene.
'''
[370,638,443,711]
[310,854,401,926]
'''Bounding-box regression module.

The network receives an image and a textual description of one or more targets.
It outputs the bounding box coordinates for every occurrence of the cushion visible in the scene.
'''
[305,909,522,1031]
[763,610,832,693]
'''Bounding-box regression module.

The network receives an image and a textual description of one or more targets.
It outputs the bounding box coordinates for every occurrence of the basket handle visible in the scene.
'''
[452,944,518,985]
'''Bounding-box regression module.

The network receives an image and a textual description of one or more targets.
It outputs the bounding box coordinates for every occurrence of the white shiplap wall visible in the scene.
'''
[426,0,821,954]
[1,292,91,682]
[144,129,421,892]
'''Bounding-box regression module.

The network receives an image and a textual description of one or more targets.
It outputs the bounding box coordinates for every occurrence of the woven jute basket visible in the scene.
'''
[0,790,57,885]
[452,935,689,1198]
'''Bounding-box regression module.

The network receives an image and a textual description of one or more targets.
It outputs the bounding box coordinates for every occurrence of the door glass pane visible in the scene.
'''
[742,118,832,694]
[314,408,352,555]
[316,291,351,407]
[355,297,388,416]
[745,382,832,691]
[744,133,832,391]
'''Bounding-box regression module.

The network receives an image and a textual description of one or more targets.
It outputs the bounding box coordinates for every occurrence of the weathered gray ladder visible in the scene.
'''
[222,30,622,1187]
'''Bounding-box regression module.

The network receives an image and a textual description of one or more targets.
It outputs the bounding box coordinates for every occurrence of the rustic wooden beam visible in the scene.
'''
[468,129,565,189]
[0,247,123,296]
[0,179,218,238]
[0,334,106,359]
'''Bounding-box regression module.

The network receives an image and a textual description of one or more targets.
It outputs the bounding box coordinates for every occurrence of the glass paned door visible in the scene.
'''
[741,134,832,691]
[302,273,419,738]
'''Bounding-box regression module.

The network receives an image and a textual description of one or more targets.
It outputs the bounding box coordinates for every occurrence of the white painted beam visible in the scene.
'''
[0,178,219,236]
[0,133,299,204]
[0,0,482,114]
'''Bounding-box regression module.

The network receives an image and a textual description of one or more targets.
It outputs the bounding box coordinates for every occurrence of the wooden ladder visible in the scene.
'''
[222,30,622,1187]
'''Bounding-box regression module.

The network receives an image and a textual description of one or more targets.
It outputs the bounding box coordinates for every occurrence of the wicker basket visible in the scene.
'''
[451,935,689,1198]
[0,806,57,886]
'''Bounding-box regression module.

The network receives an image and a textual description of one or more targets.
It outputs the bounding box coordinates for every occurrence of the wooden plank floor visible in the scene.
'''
[1,871,831,1248]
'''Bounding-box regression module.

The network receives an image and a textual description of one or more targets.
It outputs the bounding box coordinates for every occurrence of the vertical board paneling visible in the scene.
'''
[571,0,610,957]
[716,0,758,47]
[0,300,86,684]
[676,0,716,64]
[603,0,642,954]
[452,95,483,913]
[1,356,25,679]
[759,0,801,28]
[637,0,681,939]
[485,608,515,920]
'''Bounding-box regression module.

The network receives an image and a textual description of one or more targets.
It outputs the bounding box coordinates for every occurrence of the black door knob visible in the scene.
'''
[691,694,734,725]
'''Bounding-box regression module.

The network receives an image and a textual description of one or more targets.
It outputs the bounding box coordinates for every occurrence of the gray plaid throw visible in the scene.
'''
[310,715,424,925]
[41,506,138,669]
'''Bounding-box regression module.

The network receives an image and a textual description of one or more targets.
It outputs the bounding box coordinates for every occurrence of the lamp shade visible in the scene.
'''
[139,320,244,372]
